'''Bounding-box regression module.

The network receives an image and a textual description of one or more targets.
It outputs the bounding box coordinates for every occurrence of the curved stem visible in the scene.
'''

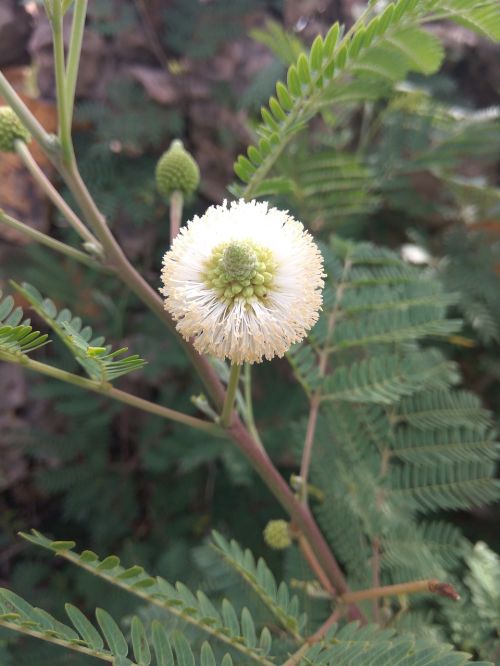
[0,208,104,271]
[0,72,54,153]
[220,363,241,427]
[15,140,99,248]
[229,418,361,613]
[59,160,226,409]
[11,356,226,438]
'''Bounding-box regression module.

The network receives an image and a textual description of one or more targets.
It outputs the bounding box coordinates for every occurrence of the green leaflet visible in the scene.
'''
[0,589,235,666]
[211,530,305,639]
[11,281,146,382]
[0,290,49,359]
[18,529,274,666]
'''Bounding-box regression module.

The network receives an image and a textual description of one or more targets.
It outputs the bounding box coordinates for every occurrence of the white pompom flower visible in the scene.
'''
[160,199,324,364]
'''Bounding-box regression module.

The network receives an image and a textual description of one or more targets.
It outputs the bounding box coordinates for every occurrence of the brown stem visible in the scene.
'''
[59,159,360,616]
[297,534,336,596]
[298,260,351,497]
[371,537,381,623]
[283,608,341,666]
[59,161,226,410]
[229,419,364,622]
[299,395,320,503]
[342,579,460,604]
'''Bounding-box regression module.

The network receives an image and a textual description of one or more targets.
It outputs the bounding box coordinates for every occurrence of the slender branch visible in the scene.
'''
[220,363,241,427]
[0,620,115,663]
[299,395,320,503]
[229,419,363,620]
[51,0,74,165]
[371,537,381,623]
[15,140,99,248]
[0,208,104,271]
[341,579,460,604]
[282,609,341,666]
[0,72,55,153]
[299,260,351,499]
[169,189,183,244]
[65,0,88,123]
[58,160,226,408]
[9,356,226,438]
[297,534,336,596]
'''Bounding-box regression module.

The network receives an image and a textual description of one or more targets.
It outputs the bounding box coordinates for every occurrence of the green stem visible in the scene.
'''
[51,0,74,165]
[0,619,115,663]
[243,363,263,448]
[15,140,99,248]
[65,0,88,123]
[59,160,226,409]
[169,189,183,244]
[0,208,104,271]
[13,356,225,438]
[220,363,241,427]
[0,72,55,153]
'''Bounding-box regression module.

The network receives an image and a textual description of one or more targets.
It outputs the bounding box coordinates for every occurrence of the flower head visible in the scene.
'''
[160,200,324,364]
[263,520,292,550]
[0,107,31,153]
[156,139,200,198]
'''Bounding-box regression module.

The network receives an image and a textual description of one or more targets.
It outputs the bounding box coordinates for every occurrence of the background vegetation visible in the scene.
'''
[0,0,499,663]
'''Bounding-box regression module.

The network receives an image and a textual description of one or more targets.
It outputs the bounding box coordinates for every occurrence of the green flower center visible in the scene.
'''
[203,240,277,304]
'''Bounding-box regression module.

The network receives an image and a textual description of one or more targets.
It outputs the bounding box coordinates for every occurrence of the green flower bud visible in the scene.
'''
[155,139,200,198]
[220,241,258,283]
[0,107,31,153]
[263,520,292,550]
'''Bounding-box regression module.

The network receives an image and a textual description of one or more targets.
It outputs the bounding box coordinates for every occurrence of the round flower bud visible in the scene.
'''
[0,107,31,152]
[155,139,200,198]
[263,520,292,550]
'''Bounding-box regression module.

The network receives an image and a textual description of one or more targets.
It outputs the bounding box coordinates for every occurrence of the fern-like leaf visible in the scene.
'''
[19,530,275,665]
[0,588,236,666]
[12,281,146,382]
[211,531,305,640]
[0,290,49,360]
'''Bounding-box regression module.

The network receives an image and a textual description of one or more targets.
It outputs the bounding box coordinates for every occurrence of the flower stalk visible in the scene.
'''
[0,72,54,153]
[169,189,183,243]
[220,363,241,427]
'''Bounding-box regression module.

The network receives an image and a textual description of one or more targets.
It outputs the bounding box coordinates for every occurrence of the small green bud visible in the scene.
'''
[0,107,31,153]
[220,241,257,283]
[155,139,200,198]
[263,520,292,550]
